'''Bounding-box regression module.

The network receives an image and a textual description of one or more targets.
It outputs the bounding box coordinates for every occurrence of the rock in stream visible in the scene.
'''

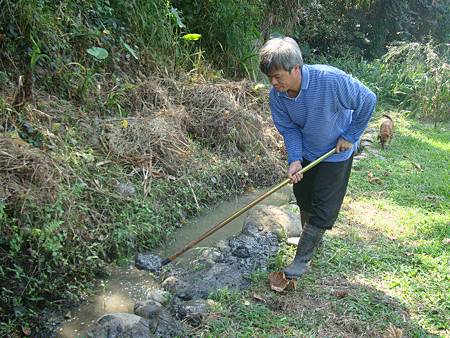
[88,205,301,337]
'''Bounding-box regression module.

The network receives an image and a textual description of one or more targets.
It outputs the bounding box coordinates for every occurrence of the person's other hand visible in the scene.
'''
[288,160,303,184]
[336,137,353,153]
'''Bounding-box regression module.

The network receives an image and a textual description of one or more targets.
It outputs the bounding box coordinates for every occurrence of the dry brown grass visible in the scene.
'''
[119,76,181,116]
[0,134,58,206]
[177,81,266,151]
[99,76,284,179]
[103,111,191,175]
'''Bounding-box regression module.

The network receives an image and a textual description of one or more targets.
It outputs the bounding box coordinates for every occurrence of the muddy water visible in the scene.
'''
[57,186,292,337]
[57,265,159,337]
[155,186,292,265]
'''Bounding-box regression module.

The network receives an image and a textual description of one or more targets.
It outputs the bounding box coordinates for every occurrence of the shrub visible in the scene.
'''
[379,41,449,123]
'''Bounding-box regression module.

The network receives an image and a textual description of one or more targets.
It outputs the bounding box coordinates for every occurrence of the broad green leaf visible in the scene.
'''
[122,41,138,60]
[182,33,202,41]
[87,47,108,60]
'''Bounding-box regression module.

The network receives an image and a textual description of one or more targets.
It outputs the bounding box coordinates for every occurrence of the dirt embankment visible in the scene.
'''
[1,75,285,213]
[0,74,286,335]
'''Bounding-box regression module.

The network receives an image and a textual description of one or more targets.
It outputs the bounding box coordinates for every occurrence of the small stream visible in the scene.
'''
[57,186,292,337]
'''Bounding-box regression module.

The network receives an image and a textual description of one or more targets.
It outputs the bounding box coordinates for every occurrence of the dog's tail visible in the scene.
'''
[382,114,392,121]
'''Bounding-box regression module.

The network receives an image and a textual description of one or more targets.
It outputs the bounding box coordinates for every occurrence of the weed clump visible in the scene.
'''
[178,81,265,151]
[123,79,173,114]
[0,135,58,207]
[104,113,191,174]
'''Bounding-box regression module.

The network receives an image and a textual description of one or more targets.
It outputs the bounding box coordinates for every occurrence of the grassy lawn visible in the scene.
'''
[195,113,449,337]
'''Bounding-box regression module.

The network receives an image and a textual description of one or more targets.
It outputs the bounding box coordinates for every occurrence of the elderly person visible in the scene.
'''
[260,37,376,279]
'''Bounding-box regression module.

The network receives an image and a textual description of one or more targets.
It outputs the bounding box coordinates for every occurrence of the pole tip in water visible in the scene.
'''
[161,258,171,266]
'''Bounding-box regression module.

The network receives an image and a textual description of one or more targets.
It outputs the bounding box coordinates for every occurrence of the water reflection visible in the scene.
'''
[58,265,158,337]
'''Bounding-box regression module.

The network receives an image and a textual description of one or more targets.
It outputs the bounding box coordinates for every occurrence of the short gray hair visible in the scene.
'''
[259,37,303,75]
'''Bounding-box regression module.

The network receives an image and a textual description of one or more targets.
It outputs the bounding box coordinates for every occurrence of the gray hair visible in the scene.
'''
[259,37,303,75]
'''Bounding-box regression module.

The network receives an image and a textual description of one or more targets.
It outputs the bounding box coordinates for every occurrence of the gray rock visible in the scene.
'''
[115,182,136,198]
[161,276,193,300]
[361,140,373,147]
[287,237,300,245]
[147,289,172,306]
[229,234,257,258]
[154,309,183,338]
[167,229,279,299]
[216,240,231,254]
[280,203,299,214]
[243,205,301,238]
[134,299,162,319]
[135,252,162,272]
[354,153,368,161]
[200,248,223,262]
[176,299,216,325]
[88,313,151,338]
[366,147,386,159]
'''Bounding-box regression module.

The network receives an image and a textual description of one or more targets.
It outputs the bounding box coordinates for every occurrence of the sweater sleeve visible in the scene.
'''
[334,74,377,144]
[269,89,303,164]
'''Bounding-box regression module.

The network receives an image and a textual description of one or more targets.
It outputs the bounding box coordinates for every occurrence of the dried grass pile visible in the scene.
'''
[120,77,179,115]
[0,135,58,205]
[178,82,265,150]
[101,76,284,180]
[104,111,191,174]
[215,80,269,112]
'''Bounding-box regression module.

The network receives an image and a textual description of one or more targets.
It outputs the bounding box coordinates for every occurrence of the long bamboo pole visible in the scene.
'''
[161,148,336,266]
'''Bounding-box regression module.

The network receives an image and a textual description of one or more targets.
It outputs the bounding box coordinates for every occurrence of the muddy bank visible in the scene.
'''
[88,205,301,337]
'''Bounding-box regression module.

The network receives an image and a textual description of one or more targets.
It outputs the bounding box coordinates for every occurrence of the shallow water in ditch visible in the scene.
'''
[57,186,292,337]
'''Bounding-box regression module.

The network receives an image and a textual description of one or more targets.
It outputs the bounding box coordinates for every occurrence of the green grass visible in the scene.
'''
[195,113,450,337]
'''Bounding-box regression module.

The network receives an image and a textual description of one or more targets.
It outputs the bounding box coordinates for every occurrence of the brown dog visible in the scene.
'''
[378,114,394,149]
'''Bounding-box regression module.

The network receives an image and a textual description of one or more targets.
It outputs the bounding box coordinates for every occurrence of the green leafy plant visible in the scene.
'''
[380,41,449,124]
[87,47,109,60]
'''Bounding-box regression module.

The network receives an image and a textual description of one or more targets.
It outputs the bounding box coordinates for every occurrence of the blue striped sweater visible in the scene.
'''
[270,64,377,164]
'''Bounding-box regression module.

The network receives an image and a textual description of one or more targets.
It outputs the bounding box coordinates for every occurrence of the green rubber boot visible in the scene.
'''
[283,223,325,279]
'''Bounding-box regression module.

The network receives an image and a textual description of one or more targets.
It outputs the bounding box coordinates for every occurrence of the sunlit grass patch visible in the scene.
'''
[199,115,449,337]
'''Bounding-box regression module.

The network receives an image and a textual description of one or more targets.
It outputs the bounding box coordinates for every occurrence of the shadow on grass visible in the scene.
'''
[312,222,448,336]
[263,275,434,338]
[349,127,449,214]
[198,270,436,337]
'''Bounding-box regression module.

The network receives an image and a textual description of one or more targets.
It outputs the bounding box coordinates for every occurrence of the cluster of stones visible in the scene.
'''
[88,205,301,337]
[354,126,385,164]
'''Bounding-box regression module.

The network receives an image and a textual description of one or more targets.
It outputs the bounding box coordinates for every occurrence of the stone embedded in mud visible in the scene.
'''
[134,299,162,319]
[231,245,250,258]
[216,239,231,254]
[244,205,301,238]
[88,313,151,338]
[135,252,162,272]
[147,289,172,306]
[200,247,223,262]
[175,299,217,325]
[154,309,183,338]
[287,237,300,246]
[161,276,179,291]
[229,233,260,258]
[161,276,193,300]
